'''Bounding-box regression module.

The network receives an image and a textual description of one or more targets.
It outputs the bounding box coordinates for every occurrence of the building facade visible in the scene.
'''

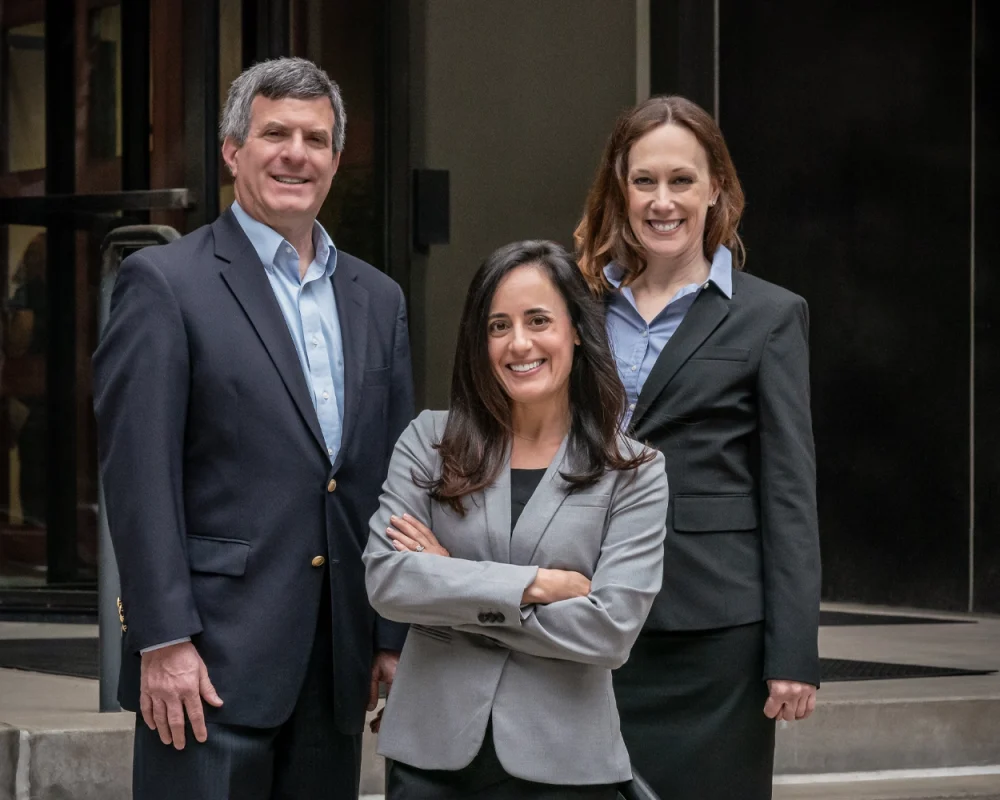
[0,0,996,615]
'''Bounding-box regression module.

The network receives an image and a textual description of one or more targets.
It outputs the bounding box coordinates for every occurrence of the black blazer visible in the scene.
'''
[93,209,413,732]
[628,270,820,686]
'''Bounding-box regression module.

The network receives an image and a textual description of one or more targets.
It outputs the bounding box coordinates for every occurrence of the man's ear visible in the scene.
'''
[221,136,240,179]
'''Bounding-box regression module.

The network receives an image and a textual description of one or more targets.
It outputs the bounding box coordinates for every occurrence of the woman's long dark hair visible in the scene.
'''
[424,240,653,514]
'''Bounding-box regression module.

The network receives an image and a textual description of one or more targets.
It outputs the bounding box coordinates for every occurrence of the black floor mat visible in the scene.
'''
[820,657,994,682]
[0,637,98,679]
[0,638,995,684]
[820,610,974,626]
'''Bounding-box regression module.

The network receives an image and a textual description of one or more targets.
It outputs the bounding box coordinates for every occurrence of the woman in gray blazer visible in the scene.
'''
[575,95,821,800]
[363,240,669,799]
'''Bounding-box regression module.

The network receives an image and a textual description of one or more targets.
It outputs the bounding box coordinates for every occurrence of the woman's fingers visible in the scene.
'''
[400,514,441,546]
[386,525,420,551]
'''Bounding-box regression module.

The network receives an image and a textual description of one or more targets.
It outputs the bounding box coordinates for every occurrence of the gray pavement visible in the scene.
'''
[0,603,996,798]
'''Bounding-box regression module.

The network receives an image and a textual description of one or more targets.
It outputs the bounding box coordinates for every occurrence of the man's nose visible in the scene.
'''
[281,133,307,161]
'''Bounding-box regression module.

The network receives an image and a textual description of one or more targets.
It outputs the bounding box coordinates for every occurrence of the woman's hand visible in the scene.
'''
[521,568,591,605]
[387,514,451,557]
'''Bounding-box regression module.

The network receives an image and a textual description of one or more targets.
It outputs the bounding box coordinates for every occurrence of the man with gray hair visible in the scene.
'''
[94,57,413,798]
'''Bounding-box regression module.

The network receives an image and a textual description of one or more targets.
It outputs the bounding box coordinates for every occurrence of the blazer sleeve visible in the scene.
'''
[372,284,416,652]
[757,297,822,686]
[452,452,668,669]
[92,253,203,652]
[363,411,540,627]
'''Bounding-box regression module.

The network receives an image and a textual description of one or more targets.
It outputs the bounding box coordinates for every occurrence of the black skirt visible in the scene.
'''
[613,621,776,800]
[386,722,619,800]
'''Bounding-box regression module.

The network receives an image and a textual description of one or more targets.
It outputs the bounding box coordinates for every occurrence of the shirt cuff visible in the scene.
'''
[139,637,192,654]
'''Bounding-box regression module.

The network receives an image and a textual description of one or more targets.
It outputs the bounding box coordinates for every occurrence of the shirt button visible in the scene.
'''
[642,330,648,338]
[311,337,319,348]
[327,447,334,456]
[629,403,636,410]
[631,365,637,371]
[322,391,330,401]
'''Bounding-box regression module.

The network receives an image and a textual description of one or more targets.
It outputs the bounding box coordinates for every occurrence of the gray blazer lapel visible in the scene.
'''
[331,261,369,472]
[214,212,327,455]
[509,436,572,566]
[630,286,730,437]
[483,461,512,563]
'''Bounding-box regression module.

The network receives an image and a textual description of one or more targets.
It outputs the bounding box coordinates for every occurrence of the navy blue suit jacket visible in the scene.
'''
[93,209,413,732]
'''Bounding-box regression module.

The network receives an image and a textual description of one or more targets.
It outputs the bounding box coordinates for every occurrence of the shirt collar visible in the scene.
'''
[603,245,734,299]
[230,201,337,281]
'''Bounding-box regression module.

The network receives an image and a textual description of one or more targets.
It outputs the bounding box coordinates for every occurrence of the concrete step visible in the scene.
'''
[773,769,1000,799]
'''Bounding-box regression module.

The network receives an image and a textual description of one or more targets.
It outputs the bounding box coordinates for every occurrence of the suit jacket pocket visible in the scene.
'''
[561,492,612,509]
[672,494,758,533]
[188,535,250,576]
[690,346,751,362]
[364,366,390,387]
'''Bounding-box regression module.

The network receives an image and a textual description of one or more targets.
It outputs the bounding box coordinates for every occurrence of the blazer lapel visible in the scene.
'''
[483,460,512,564]
[509,436,572,566]
[214,211,327,455]
[331,259,369,472]
[630,286,730,436]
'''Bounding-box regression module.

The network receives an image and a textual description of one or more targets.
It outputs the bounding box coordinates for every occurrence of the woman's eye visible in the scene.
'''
[530,316,550,327]
[488,321,508,335]
[631,176,654,186]
[672,176,694,185]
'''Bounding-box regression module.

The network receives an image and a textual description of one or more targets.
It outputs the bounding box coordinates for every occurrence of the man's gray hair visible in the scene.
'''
[220,57,346,152]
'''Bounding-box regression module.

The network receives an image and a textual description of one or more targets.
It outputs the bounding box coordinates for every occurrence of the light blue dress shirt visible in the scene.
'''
[605,245,734,429]
[231,201,345,462]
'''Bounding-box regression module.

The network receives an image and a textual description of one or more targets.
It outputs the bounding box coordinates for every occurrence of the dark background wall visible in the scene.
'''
[711,1,994,611]
[974,1,999,613]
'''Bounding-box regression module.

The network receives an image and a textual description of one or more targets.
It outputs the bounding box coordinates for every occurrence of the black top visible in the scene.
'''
[510,468,547,531]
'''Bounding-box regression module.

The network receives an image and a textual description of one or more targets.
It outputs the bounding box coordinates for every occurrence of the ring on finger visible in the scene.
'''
[415,544,425,552]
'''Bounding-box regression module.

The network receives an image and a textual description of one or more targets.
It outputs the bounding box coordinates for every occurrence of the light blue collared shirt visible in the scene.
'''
[231,201,345,462]
[605,245,734,428]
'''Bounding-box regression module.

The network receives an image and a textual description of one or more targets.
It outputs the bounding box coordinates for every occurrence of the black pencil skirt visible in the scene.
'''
[613,621,776,800]
[386,722,619,800]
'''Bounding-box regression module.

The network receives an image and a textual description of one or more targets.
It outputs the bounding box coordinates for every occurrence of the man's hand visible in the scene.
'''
[369,649,400,712]
[140,641,223,749]
[764,679,816,721]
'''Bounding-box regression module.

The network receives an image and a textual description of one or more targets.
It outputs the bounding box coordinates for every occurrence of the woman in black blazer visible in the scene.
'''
[574,95,821,800]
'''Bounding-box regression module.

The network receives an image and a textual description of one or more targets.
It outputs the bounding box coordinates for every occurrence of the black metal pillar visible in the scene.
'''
[649,0,717,115]
[44,0,78,583]
[121,0,151,197]
[183,0,220,229]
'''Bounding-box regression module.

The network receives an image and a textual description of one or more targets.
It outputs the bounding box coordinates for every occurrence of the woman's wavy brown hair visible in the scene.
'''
[423,240,653,515]
[575,95,746,294]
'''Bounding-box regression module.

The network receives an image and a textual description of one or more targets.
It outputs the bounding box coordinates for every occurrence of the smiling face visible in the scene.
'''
[222,95,340,233]
[486,265,579,412]
[626,122,719,269]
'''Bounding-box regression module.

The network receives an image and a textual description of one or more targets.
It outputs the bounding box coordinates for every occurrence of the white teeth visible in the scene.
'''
[274,176,307,184]
[649,219,682,232]
[509,360,543,373]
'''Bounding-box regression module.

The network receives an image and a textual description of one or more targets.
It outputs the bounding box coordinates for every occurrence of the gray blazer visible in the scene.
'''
[363,410,668,785]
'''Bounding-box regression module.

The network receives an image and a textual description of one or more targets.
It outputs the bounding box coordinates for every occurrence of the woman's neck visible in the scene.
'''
[632,248,711,298]
[509,398,570,469]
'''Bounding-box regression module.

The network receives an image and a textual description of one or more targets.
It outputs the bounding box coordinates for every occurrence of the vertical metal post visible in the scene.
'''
[44,0,78,584]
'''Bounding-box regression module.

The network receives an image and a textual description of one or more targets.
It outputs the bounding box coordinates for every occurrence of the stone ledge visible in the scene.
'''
[776,697,1000,774]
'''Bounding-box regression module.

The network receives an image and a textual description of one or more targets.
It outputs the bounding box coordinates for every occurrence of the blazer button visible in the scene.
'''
[311,555,326,567]
[477,612,489,623]
[327,479,337,493]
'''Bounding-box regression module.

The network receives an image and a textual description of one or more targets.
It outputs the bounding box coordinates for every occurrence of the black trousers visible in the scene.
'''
[387,722,619,800]
[613,621,775,800]
[133,580,363,800]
